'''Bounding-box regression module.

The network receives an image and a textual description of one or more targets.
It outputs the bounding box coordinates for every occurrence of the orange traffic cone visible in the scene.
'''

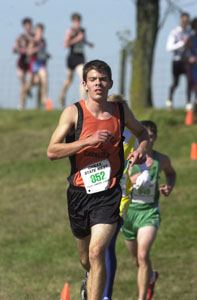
[46,98,53,111]
[60,282,70,300]
[185,109,194,125]
[190,143,197,160]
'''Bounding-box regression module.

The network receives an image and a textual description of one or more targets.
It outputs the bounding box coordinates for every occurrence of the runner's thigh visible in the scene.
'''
[90,223,117,251]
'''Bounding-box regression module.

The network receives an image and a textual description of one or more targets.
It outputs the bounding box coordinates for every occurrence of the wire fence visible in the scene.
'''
[0,55,189,110]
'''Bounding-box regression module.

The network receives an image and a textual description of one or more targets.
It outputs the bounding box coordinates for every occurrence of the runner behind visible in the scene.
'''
[122,120,176,300]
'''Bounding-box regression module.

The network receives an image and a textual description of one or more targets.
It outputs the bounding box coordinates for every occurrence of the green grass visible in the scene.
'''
[0,108,196,300]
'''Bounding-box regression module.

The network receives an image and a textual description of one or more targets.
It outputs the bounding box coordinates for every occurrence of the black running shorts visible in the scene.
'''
[172,60,186,77]
[67,53,85,70]
[17,55,29,72]
[67,184,122,238]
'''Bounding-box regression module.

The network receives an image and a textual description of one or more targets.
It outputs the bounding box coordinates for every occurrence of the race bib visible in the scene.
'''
[132,181,156,204]
[80,160,111,194]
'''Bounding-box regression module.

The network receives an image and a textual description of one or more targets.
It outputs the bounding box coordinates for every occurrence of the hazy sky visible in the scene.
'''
[1,0,197,108]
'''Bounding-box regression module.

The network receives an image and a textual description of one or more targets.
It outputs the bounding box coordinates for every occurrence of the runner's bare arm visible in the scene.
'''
[64,29,84,48]
[64,29,72,48]
[123,104,149,165]
[84,32,94,47]
[13,37,25,54]
[27,44,42,56]
[47,105,112,160]
[159,153,176,196]
[13,40,20,53]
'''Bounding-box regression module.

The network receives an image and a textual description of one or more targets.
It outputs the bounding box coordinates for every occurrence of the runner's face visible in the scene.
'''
[35,27,43,39]
[24,22,32,33]
[83,70,113,101]
[147,128,156,150]
[73,19,80,30]
[180,15,189,29]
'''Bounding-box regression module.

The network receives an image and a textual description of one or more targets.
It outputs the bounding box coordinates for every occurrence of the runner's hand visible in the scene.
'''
[127,150,146,166]
[135,170,151,189]
[87,130,112,145]
[77,31,85,41]
[188,56,196,63]
[159,184,172,196]
[183,36,189,45]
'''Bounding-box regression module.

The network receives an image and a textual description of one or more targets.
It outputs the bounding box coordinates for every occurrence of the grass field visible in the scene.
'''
[0,108,196,300]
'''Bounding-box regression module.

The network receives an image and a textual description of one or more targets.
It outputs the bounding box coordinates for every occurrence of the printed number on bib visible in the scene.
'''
[80,159,111,194]
[132,181,156,204]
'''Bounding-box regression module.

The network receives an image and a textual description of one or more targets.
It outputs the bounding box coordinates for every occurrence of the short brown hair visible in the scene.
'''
[71,13,81,21]
[83,60,112,82]
[141,120,157,137]
[35,23,44,31]
[22,18,32,26]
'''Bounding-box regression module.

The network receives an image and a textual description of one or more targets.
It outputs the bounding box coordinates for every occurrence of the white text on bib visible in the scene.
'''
[132,181,156,204]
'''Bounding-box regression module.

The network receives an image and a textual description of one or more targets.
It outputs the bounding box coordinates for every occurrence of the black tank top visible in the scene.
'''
[70,28,85,55]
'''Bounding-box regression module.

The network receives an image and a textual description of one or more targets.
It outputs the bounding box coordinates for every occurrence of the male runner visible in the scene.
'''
[59,13,94,108]
[13,17,33,110]
[47,60,149,300]
[25,23,50,108]
[122,120,176,300]
[166,12,192,110]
